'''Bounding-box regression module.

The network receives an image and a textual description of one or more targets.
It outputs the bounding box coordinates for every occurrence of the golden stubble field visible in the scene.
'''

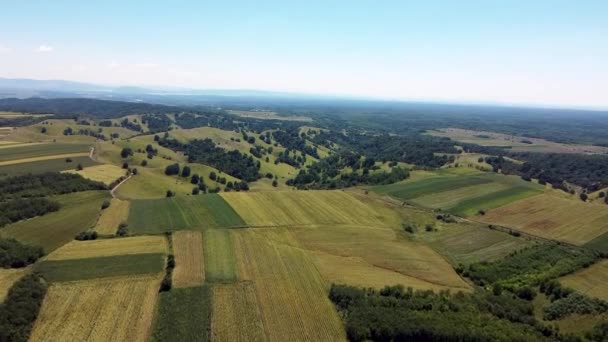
[221,190,400,228]
[94,198,131,235]
[29,275,162,342]
[172,230,205,288]
[45,236,168,261]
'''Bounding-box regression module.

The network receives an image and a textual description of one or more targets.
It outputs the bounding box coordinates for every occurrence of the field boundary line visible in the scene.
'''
[111,175,132,198]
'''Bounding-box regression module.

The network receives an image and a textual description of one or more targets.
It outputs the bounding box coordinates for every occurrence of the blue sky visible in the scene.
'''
[0,1,606,108]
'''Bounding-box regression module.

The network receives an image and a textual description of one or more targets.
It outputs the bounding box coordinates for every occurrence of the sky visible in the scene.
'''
[0,0,607,109]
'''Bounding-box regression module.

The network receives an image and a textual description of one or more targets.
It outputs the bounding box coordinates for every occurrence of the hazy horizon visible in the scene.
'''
[1,1,606,109]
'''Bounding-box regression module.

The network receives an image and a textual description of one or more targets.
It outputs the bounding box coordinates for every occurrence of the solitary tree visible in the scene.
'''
[191,174,200,184]
[209,171,217,181]
[120,148,133,158]
[165,163,180,176]
[181,166,191,177]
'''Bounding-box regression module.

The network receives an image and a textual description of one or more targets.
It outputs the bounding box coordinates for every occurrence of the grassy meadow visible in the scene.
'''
[0,142,90,162]
[0,155,97,177]
[0,191,109,252]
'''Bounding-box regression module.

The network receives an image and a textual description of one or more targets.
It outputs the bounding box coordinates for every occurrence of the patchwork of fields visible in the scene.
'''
[372,170,543,216]
[479,194,608,245]
[0,155,97,177]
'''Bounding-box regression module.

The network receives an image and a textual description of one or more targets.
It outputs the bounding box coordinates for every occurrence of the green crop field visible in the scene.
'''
[0,142,90,162]
[204,229,237,282]
[35,253,165,282]
[372,170,543,216]
[584,232,608,253]
[0,155,98,177]
[128,194,245,234]
[448,186,543,216]
[151,285,212,342]
[0,191,109,252]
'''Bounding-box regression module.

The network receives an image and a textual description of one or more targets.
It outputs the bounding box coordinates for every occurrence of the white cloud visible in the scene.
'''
[0,45,11,53]
[107,61,120,69]
[36,45,54,53]
[134,62,159,68]
[72,64,87,72]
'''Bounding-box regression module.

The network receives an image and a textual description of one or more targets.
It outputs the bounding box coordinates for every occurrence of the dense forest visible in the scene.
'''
[0,274,47,342]
[158,137,260,182]
[485,153,608,191]
[287,151,409,189]
[0,172,107,200]
[311,130,457,168]
[329,284,559,341]
[0,238,44,268]
[0,198,61,227]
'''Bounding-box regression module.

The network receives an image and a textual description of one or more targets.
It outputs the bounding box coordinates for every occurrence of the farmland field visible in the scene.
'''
[94,198,131,234]
[222,190,399,227]
[372,171,542,216]
[0,155,97,177]
[0,267,30,301]
[211,282,266,342]
[585,232,608,253]
[419,221,534,265]
[128,194,245,234]
[172,231,205,288]
[233,228,346,341]
[204,229,237,282]
[228,109,312,122]
[291,225,471,291]
[30,275,160,342]
[64,163,126,185]
[0,142,90,162]
[428,127,608,154]
[35,253,165,282]
[151,285,212,342]
[46,236,168,261]
[560,260,608,301]
[0,191,109,252]
[478,194,608,245]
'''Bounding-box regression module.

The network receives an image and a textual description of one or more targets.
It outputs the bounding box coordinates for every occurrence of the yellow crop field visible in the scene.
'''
[65,163,126,185]
[479,194,608,245]
[560,260,608,301]
[0,267,30,301]
[0,152,89,166]
[233,229,346,341]
[172,231,205,288]
[211,282,266,342]
[30,275,161,342]
[46,236,168,261]
[94,198,131,234]
[222,190,400,228]
[291,224,471,292]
